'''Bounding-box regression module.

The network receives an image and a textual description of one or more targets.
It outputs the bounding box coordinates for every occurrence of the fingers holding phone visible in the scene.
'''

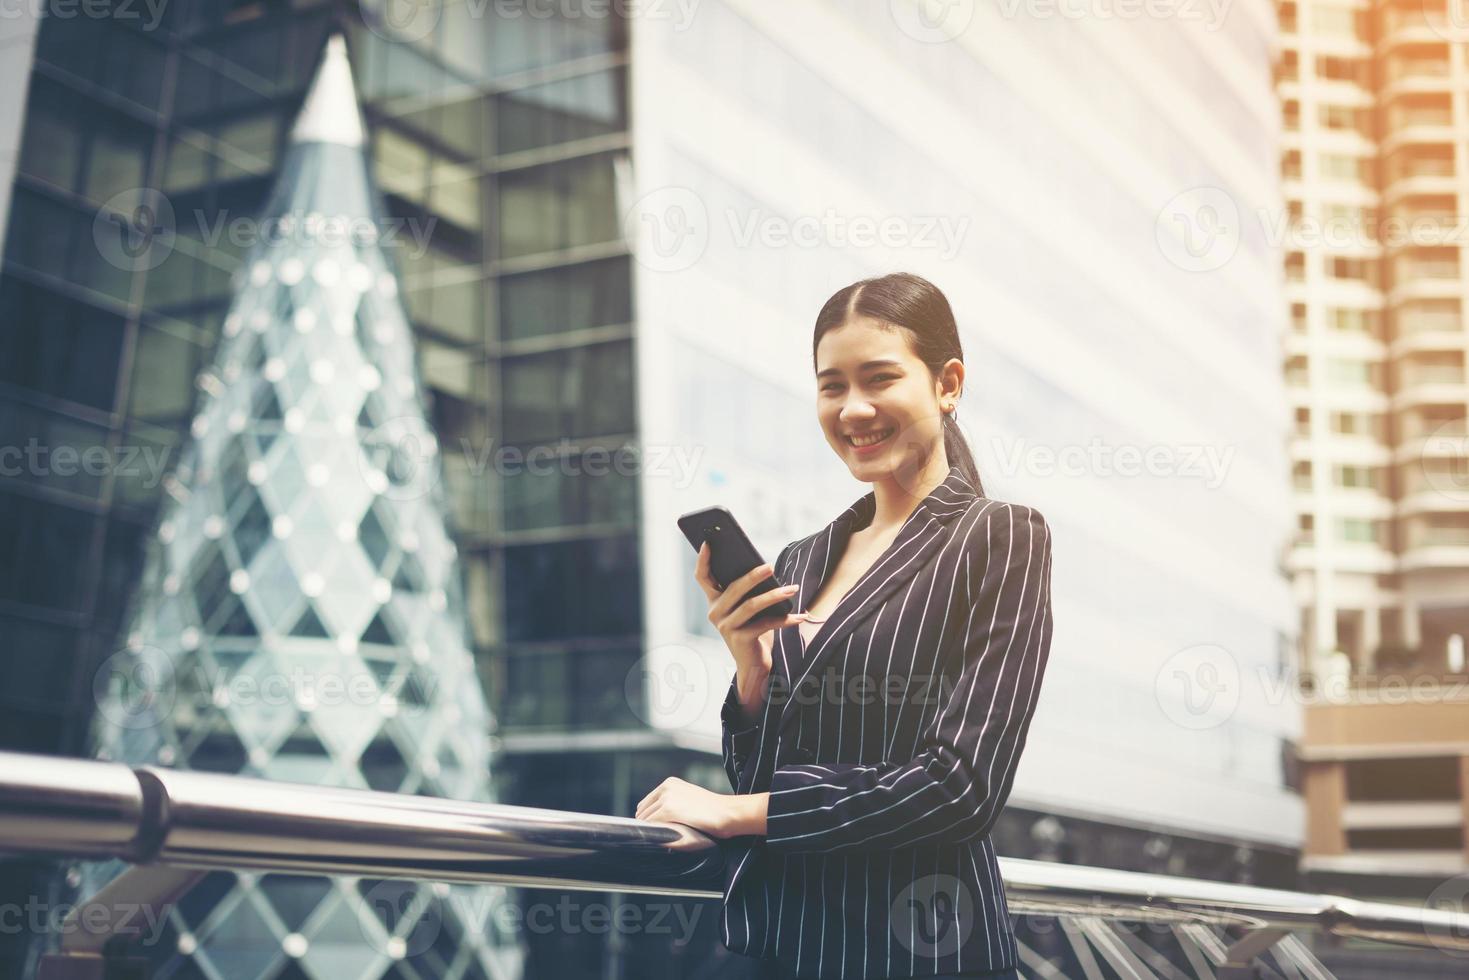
[697,541,806,632]
[678,505,808,678]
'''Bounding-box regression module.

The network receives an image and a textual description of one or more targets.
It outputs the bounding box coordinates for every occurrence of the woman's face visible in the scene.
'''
[815,315,961,480]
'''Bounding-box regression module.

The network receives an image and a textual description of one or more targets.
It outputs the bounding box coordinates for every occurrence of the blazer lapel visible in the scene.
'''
[773,465,977,739]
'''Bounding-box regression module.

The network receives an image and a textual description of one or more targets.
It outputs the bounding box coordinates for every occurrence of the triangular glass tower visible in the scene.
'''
[84,35,524,980]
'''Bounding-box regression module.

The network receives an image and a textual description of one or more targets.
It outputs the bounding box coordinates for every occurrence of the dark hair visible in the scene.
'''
[812,272,984,496]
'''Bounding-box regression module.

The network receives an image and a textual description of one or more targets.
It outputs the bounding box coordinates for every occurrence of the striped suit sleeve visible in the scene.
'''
[719,540,795,792]
[762,503,1053,855]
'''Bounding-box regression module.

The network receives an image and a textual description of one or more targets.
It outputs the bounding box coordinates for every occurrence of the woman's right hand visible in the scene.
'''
[694,541,808,719]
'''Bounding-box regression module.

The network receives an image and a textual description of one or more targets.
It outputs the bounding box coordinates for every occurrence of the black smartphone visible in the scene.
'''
[677,505,793,622]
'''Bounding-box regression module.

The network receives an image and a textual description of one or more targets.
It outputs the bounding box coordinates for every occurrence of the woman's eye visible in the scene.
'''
[870,374,898,383]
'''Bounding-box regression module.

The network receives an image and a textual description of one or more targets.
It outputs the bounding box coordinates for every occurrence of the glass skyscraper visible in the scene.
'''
[74,33,523,980]
[1,3,652,976]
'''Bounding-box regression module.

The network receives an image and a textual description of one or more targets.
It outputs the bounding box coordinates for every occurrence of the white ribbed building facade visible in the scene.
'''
[631,0,1303,854]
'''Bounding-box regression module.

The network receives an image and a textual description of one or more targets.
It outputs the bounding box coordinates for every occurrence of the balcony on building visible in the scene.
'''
[1383,146,1456,201]
[1380,50,1451,96]
[1387,246,1462,305]
[1379,3,1455,49]
[1399,512,1469,570]
[1391,298,1463,362]
[1391,349,1466,413]
[1380,94,1454,154]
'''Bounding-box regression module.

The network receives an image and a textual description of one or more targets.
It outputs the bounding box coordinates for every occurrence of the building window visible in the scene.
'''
[1335,465,1380,490]
[502,340,636,443]
[1311,5,1366,37]
[497,152,622,259]
[503,535,641,640]
[499,256,633,341]
[1319,153,1371,182]
[1326,257,1374,285]
[1316,55,1368,86]
[1329,308,1376,334]
[496,66,628,156]
[1285,354,1309,386]
[1338,517,1381,545]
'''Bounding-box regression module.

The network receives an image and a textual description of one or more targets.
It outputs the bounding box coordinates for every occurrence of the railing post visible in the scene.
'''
[1217,925,1292,979]
[36,867,205,980]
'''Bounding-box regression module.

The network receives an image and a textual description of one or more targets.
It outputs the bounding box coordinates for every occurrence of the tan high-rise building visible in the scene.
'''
[1280,0,1469,889]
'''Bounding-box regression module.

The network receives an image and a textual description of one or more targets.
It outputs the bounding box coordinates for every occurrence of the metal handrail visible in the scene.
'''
[1,749,1465,963]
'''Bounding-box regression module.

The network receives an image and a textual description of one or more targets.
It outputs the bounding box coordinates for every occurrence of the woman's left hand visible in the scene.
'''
[635,777,766,839]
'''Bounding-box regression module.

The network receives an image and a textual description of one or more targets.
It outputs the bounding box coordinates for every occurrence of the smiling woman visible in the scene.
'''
[638,272,1051,980]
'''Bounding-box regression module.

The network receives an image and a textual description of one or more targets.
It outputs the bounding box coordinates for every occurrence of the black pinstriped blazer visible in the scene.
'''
[718,465,1054,979]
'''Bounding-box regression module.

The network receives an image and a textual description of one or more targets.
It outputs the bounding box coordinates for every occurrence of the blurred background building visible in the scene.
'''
[1276,0,1469,907]
[15,0,1460,976]
[630,0,1303,895]
[67,34,525,980]
[0,3,652,976]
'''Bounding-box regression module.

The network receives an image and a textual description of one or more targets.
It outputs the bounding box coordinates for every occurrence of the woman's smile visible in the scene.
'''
[846,426,896,453]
